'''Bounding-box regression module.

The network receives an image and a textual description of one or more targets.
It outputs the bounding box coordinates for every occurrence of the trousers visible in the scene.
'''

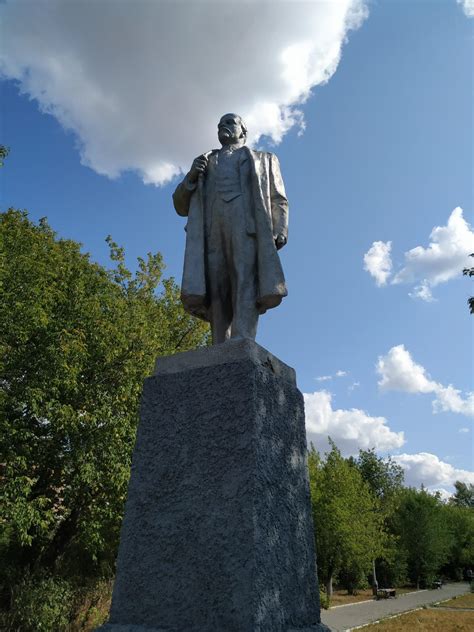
[206,194,258,344]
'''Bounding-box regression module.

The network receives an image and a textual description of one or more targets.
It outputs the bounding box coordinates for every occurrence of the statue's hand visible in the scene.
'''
[275,234,287,250]
[188,154,208,183]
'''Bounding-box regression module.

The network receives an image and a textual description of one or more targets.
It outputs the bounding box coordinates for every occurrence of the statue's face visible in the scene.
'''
[218,113,244,146]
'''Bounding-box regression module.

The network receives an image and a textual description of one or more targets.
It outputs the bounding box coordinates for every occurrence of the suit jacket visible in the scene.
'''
[173,146,289,321]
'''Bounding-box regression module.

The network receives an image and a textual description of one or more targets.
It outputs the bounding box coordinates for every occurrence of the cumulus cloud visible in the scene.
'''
[392,207,474,288]
[377,344,474,417]
[457,0,474,18]
[0,0,368,185]
[304,390,405,456]
[393,452,474,494]
[363,241,392,286]
[364,208,474,300]
[459,427,470,433]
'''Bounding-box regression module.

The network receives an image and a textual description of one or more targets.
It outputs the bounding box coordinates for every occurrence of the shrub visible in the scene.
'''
[319,588,330,609]
[10,574,73,632]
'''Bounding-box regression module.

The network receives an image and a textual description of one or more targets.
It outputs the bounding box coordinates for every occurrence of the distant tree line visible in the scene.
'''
[308,442,474,606]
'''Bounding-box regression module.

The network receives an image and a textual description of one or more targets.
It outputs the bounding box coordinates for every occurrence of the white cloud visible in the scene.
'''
[315,369,348,382]
[433,385,474,417]
[348,381,360,392]
[408,281,435,302]
[304,390,405,456]
[458,0,474,18]
[392,207,474,291]
[393,452,474,494]
[315,375,332,382]
[459,427,470,433]
[377,344,436,394]
[0,0,368,185]
[364,208,474,300]
[377,344,474,417]
[430,488,453,502]
[363,241,392,286]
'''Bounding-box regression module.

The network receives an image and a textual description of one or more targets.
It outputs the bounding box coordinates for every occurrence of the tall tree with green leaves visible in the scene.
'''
[394,487,451,588]
[351,449,405,589]
[450,481,474,509]
[0,209,209,621]
[308,442,384,597]
[442,503,474,580]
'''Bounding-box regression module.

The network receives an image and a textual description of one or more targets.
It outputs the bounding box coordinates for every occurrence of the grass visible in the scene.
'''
[435,593,474,609]
[360,608,474,630]
[329,587,413,608]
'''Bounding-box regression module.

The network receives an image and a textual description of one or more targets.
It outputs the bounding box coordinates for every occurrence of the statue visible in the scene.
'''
[173,114,289,344]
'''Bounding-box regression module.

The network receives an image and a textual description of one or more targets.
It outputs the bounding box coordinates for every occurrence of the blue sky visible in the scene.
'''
[1,0,473,496]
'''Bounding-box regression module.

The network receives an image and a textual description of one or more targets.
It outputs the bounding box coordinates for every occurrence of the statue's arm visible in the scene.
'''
[172,174,197,217]
[269,153,289,244]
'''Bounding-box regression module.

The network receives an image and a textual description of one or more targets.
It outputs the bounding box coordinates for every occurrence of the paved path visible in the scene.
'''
[320,582,470,631]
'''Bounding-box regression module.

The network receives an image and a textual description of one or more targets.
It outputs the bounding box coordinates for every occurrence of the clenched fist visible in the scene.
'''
[188,154,209,184]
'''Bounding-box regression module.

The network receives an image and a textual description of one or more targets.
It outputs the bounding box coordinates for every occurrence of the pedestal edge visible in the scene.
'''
[98,625,331,632]
[152,338,296,385]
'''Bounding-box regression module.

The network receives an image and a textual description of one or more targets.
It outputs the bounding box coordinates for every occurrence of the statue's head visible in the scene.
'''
[218,113,247,146]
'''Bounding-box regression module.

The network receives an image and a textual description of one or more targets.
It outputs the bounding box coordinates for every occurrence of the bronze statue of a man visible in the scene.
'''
[173,113,288,344]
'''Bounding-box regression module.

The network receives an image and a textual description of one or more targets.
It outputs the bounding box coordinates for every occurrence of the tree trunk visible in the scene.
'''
[372,559,379,595]
[326,573,333,598]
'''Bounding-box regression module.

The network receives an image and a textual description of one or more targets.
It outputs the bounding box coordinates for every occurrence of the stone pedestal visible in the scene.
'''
[99,339,329,632]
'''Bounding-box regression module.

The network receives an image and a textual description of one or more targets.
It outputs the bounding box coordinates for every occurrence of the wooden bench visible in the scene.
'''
[376,588,396,599]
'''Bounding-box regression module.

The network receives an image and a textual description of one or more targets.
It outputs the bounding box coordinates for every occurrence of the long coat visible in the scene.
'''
[172,146,288,322]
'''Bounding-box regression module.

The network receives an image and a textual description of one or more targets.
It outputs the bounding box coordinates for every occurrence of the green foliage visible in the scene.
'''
[0,209,209,623]
[0,145,9,167]
[351,449,405,588]
[450,481,474,509]
[393,487,451,588]
[442,503,474,580]
[308,441,385,596]
[351,449,404,506]
[8,574,73,632]
[463,253,474,314]
[319,589,330,610]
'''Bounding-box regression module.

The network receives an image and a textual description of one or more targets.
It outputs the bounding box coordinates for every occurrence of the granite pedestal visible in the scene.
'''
[99,339,329,632]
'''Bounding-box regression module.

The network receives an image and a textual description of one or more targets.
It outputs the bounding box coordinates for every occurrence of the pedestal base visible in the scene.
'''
[100,340,329,632]
[99,624,331,632]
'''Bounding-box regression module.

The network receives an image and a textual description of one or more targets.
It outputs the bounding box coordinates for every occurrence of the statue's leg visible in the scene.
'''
[225,197,259,340]
[206,200,232,344]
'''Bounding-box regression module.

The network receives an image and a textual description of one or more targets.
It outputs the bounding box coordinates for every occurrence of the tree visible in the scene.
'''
[463,253,474,314]
[0,209,209,624]
[394,487,451,588]
[442,503,474,580]
[308,441,384,597]
[450,481,474,509]
[351,449,405,589]
[0,145,9,167]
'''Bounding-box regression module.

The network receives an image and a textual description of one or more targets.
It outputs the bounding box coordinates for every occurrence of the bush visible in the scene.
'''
[319,588,330,609]
[10,574,73,632]
[69,578,112,631]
